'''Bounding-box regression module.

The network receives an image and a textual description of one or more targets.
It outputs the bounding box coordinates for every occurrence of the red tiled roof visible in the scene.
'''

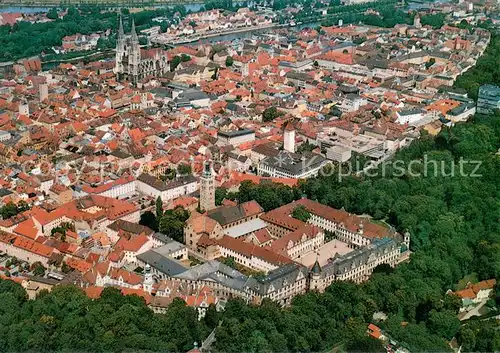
[270,225,322,255]
[29,195,137,226]
[217,235,293,266]
[66,257,92,273]
[115,233,149,253]
[83,261,142,286]
[367,324,382,339]
[13,218,39,240]
[13,236,54,258]
[84,285,153,304]
[455,279,497,299]
[262,199,392,239]
[81,175,135,194]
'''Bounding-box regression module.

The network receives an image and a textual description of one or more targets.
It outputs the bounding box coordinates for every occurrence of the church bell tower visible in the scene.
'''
[200,161,216,212]
[128,18,141,86]
[114,14,126,79]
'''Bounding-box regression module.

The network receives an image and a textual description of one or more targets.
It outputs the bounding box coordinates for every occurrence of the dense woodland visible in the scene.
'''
[1,112,499,352]
[454,34,500,100]
[0,283,211,352]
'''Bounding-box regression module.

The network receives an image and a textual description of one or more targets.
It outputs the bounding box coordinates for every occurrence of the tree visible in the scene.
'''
[139,211,159,232]
[421,13,445,29]
[0,279,208,351]
[177,164,192,176]
[262,107,282,122]
[164,168,177,180]
[204,303,219,329]
[170,55,182,71]
[215,188,228,206]
[292,205,311,222]
[156,196,163,220]
[225,56,234,67]
[159,207,190,243]
[345,336,385,352]
[0,202,18,220]
[458,19,470,29]
[425,57,435,69]
[222,256,237,269]
[297,141,316,153]
[328,105,343,117]
[61,262,72,274]
[0,201,29,220]
[427,310,460,340]
[32,262,46,277]
[51,222,74,238]
[47,8,59,20]
[495,281,500,306]
[353,37,366,45]
[457,327,476,352]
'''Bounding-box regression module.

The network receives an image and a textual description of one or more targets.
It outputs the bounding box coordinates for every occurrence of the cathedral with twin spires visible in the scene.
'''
[114,16,169,85]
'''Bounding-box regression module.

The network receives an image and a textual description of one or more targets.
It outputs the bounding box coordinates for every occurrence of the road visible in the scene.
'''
[201,326,217,352]
[460,300,488,321]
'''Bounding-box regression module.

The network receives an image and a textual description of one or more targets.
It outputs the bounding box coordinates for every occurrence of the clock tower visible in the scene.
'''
[200,161,215,212]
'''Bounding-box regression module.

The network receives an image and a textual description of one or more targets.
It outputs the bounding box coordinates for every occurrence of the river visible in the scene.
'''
[0,3,319,44]
[0,2,243,13]
[180,20,320,44]
[0,6,51,13]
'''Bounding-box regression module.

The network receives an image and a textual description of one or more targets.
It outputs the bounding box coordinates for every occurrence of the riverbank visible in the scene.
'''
[37,21,321,68]
[0,0,204,9]
[152,23,283,46]
[2,20,321,67]
[41,49,114,70]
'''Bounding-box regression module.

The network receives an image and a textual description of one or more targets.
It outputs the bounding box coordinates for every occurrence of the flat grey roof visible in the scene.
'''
[224,218,268,238]
[153,240,186,257]
[137,249,188,277]
[218,129,255,138]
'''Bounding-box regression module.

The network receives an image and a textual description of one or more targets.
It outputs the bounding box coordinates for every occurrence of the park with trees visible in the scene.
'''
[454,34,500,100]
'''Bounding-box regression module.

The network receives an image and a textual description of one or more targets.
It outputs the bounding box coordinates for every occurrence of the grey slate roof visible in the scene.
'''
[218,128,255,139]
[137,249,188,277]
[321,238,398,278]
[249,263,308,296]
[207,201,262,227]
[175,260,253,292]
[137,173,197,191]
[107,219,154,235]
[260,151,326,176]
